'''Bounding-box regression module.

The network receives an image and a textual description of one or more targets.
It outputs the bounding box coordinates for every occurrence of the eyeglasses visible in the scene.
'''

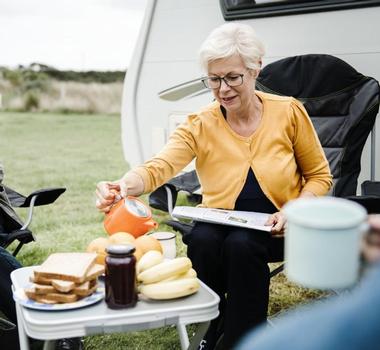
[201,72,246,89]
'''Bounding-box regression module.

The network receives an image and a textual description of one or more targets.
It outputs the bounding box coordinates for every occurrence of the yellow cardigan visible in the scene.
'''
[134,91,332,210]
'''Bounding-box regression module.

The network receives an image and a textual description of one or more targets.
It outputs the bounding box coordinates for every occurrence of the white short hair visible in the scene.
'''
[199,22,265,73]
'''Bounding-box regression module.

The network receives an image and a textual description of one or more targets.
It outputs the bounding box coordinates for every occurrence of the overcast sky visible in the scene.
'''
[0,0,147,71]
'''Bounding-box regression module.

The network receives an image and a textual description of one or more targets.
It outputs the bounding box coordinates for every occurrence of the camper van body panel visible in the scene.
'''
[122,0,380,191]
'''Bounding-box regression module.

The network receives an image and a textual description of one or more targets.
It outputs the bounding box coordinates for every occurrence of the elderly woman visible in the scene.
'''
[96,23,332,349]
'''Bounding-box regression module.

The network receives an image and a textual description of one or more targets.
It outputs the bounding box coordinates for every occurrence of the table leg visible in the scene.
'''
[15,303,30,350]
[187,321,210,350]
[176,323,190,350]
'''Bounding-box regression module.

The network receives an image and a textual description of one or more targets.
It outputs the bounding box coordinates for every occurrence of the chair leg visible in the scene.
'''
[270,263,284,278]
[12,242,24,257]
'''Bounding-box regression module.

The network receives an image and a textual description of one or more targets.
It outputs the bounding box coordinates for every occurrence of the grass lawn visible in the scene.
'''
[0,111,322,349]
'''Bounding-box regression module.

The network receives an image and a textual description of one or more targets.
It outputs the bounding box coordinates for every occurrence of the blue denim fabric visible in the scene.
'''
[0,246,22,323]
[0,247,22,350]
[237,263,380,350]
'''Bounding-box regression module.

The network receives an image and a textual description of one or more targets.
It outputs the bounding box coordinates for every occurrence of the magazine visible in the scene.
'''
[172,206,272,232]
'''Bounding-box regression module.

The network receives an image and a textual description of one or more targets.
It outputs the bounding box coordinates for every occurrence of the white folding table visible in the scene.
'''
[11,266,220,350]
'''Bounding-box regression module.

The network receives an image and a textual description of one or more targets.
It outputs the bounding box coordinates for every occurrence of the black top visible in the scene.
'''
[220,106,277,214]
[236,169,277,214]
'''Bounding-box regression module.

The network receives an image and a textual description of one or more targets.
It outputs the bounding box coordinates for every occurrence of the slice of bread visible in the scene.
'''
[34,283,56,294]
[32,262,103,285]
[74,281,98,297]
[30,275,51,285]
[34,253,97,284]
[51,279,76,293]
[84,264,104,281]
[31,297,56,304]
[25,288,78,303]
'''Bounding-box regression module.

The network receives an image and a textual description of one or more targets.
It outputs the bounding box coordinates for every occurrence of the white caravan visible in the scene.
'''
[122,0,380,191]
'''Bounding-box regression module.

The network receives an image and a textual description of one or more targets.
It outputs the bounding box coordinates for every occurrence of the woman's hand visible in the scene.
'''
[95,171,145,213]
[265,211,286,237]
[95,181,122,213]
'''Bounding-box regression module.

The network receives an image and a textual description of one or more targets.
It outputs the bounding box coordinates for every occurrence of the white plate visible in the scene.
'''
[13,285,105,311]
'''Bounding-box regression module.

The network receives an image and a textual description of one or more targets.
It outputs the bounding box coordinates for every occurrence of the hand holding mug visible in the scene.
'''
[362,214,380,263]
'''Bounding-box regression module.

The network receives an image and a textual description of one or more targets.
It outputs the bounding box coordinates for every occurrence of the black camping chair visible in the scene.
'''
[345,181,380,214]
[0,182,66,257]
[257,54,380,198]
[0,166,66,348]
[150,53,380,268]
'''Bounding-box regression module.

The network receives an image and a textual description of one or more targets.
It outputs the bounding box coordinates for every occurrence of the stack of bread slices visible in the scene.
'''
[25,252,104,304]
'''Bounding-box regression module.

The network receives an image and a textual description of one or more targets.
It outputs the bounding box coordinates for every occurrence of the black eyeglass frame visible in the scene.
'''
[201,72,246,89]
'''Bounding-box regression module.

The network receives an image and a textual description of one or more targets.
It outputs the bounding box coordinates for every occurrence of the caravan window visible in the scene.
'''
[220,0,380,19]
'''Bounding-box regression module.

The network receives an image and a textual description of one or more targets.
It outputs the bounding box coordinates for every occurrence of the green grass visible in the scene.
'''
[0,111,321,349]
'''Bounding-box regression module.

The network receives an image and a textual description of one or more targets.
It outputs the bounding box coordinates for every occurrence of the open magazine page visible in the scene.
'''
[172,206,272,232]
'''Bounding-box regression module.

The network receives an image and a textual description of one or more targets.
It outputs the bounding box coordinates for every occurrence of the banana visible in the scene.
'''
[139,277,200,300]
[137,257,192,284]
[136,250,164,274]
[161,268,197,282]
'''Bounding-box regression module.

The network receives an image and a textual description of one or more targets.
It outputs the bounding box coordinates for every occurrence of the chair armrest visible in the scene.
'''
[18,188,66,207]
[345,195,380,214]
[5,186,66,208]
[165,220,194,236]
[361,181,380,196]
[149,184,177,212]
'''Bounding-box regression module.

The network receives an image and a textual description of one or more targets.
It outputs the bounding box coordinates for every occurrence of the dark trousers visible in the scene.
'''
[0,246,22,350]
[186,222,271,349]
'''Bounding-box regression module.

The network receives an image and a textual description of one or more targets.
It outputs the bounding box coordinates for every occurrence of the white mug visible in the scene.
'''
[283,197,367,289]
[149,231,177,259]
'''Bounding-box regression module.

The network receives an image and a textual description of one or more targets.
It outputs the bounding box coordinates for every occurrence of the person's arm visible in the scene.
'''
[291,99,332,196]
[96,115,199,212]
[266,100,332,235]
[132,116,198,193]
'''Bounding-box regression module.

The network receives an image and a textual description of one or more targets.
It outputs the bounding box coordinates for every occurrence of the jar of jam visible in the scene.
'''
[105,244,137,309]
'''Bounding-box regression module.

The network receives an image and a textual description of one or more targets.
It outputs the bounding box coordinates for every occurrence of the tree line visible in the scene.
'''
[0,63,126,86]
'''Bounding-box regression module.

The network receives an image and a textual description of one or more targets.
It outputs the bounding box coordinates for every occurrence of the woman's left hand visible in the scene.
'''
[265,211,286,236]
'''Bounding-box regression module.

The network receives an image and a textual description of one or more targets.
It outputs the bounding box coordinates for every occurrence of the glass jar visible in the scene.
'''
[105,244,137,309]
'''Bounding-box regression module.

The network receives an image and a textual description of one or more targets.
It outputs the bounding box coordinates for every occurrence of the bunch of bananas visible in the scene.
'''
[136,251,199,300]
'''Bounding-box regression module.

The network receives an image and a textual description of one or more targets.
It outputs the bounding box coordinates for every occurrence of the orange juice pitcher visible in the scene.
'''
[104,196,158,238]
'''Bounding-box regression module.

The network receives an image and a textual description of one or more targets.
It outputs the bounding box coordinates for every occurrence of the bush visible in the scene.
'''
[22,71,50,92]
[24,91,40,111]
[3,69,23,87]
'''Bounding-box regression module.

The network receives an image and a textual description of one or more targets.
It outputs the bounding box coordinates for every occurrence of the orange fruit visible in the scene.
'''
[86,237,110,266]
[95,252,107,265]
[135,235,163,254]
[108,232,135,245]
[86,237,109,254]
